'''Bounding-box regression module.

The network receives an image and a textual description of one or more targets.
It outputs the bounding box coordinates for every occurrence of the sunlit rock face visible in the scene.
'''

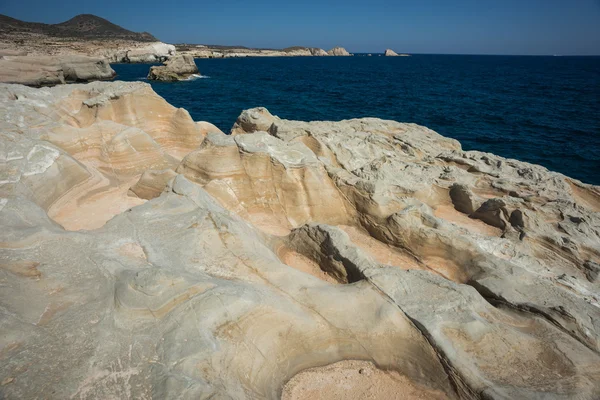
[147,54,199,82]
[1,82,600,400]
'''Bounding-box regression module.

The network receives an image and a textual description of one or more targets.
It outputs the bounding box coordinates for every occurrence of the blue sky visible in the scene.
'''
[2,0,600,55]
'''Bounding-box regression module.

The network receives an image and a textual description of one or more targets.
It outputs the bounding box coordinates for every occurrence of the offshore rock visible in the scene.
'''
[1,85,599,400]
[147,54,199,81]
[327,46,351,56]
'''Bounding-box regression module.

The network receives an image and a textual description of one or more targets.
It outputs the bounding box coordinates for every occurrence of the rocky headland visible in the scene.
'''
[0,14,175,63]
[1,14,351,62]
[0,14,179,86]
[0,81,599,399]
[176,44,349,58]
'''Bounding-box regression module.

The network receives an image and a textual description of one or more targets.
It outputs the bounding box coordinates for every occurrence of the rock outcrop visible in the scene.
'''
[115,42,176,63]
[147,54,199,81]
[327,46,351,56]
[177,44,330,58]
[384,49,410,56]
[0,55,116,86]
[309,47,329,56]
[0,14,175,63]
[1,83,599,400]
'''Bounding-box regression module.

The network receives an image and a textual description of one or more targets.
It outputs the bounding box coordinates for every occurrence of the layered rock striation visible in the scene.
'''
[1,82,599,400]
[0,55,116,86]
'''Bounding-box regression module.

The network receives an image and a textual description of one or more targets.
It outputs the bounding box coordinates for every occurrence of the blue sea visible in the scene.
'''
[112,55,600,185]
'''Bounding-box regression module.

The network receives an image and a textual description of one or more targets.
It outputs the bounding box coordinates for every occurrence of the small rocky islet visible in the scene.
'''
[0,13,599,400]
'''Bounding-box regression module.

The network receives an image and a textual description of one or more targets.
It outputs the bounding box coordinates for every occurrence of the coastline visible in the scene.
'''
[1,11,599,400]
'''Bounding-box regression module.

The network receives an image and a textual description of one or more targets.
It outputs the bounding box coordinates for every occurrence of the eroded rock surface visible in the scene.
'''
[0,55,116,86]
[1,84,599,400]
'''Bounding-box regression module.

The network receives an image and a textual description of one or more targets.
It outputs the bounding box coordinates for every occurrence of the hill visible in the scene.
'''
[0,13,157,42]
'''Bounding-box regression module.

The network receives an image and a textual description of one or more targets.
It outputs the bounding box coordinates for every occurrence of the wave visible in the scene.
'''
[186,74,209,81]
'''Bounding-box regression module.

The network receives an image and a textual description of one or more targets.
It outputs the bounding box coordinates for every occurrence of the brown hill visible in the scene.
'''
[0,13,157,42]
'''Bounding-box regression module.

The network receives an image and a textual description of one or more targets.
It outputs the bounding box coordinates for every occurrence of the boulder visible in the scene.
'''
[0,55,116,86]
[230,107,277,134]
[449,183,477,214]
[327,46,351,56]
[147,54,199,82]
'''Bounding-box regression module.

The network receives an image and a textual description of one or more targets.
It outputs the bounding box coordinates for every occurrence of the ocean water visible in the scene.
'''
[111,55,600,185]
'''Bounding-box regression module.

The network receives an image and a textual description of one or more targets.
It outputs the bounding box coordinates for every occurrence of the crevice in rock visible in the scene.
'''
[365,278,482,400]
[466,280,599,355]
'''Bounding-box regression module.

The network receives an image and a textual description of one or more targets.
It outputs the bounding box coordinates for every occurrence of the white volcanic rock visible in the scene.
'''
[1,86,600,400]
[384,49,410,57]
[93,41,176,63]
[178,45,330,58]
[121,41,176,63]
[147,54,199,81]
[0,55,116,86]
[327,46,351,56]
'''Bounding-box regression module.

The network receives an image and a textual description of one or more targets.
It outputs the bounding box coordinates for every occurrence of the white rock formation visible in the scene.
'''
[309,47,329,56]
[1,83,599,400]
[147,54,199,81]
[0,55,116,86]
[178,45,330,58]
[327,46,351,56]
[119,41,176,63]
[385,49,399,56]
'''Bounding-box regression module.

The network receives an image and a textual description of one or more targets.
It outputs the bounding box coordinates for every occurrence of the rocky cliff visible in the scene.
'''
[0,82,599,399]
[177,44,331,58]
